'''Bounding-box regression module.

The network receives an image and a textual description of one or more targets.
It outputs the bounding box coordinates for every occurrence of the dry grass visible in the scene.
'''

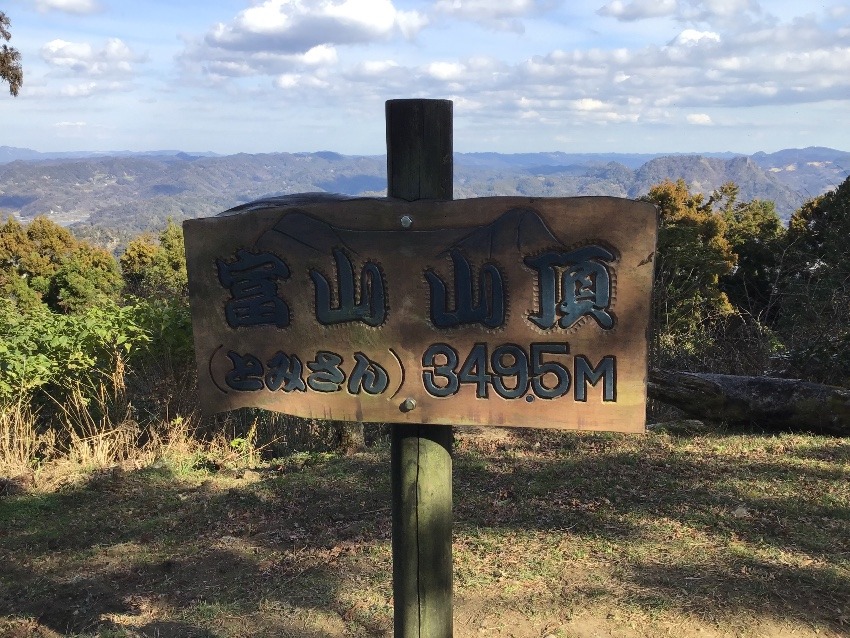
[1,355,196,482]
[0,347,359,484]
[0,399,35,476]
[0,397,45,479]
[47,365,141,471]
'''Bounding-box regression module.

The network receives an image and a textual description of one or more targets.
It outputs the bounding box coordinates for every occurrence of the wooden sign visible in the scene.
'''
[184,194,657,432]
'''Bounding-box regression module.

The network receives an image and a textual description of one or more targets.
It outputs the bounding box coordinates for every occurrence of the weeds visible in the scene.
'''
[0,351,342,482]
[0,395,43,477]
[46,355,139,470]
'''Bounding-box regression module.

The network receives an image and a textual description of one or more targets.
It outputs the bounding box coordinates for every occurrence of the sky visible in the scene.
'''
[1,0,849,155]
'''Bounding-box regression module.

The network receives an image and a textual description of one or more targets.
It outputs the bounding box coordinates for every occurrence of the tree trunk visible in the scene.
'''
[647,369,850,436]
[335,421,366,455]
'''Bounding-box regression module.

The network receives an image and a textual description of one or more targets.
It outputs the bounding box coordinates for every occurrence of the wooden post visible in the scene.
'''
[387,99,454,638]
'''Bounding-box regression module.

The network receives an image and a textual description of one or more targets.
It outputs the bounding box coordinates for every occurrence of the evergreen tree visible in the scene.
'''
[641,179,735,367]
[720,198,786,321]
[779,175,850,383]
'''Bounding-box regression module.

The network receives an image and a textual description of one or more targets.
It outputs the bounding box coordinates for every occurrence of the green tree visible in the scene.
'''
[119,232,160,296]
[778,175,850,384]
[47,243,123,313]
[120,219,188,299]
[21,216,78,297]
[0,215,121,313]
[0,217,41,310]
[119,220,194,410]
[641,179,735,368]
[0,11,22,96]
[707,181,740,217]
[720,198,786,321]
[787,175,850,261]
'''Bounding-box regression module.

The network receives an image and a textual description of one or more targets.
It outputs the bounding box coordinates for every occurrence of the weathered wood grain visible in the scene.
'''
[387,98,453,638]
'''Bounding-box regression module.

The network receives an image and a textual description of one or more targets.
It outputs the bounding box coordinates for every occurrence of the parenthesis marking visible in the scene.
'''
[388,348,405,400]
[209,345,229,395]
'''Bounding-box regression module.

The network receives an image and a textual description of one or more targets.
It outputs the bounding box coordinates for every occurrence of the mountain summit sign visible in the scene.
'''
[184,194,657,432]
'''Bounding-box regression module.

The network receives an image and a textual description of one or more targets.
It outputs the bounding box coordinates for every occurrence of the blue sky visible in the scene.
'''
[2,0,849,155]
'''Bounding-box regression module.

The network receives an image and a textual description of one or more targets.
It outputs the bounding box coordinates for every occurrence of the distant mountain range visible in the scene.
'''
[1,146,848,245]
[0,147,221,163]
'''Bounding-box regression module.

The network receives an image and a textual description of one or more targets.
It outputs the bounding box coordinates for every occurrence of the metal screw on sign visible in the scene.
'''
[400,215,413,228]
[400,397,417,412]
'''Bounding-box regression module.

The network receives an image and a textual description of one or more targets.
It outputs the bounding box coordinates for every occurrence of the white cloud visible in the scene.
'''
[275,73,300,89]
[194,47,342,80]
[572,98,607,111]
[204,0,422,53]
[6,0,850,156]
[54,120,87,128]
[354,60,400,76]
[273,72,329,90]
[598,0,677,21]
[163,0,850,151]
[599,0,763,26]
[434,0,554,31]
[302,45,338,66]
[670,29,721,46]
[34,0,100,15]
[41,38,144,77]
[41,40,94,71]
[339,58,412,90]
[201,60,255,77]
[712,55,744,70]
[679,0,761,22]
[687,113,713,125]
[58,82,98,97]
[396,10,430,38]
[448,95,486,113]
[183,0,426,82]
[427,61,465,81]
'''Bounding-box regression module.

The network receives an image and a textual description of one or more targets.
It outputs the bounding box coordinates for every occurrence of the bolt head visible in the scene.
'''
[400,215,413,228]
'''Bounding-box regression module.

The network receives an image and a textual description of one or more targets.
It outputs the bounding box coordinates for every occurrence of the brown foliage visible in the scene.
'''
[0,11,22,97]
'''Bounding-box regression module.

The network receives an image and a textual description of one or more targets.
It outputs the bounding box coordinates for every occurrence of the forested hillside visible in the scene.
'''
[0,148,847,242]
[0,153,385,232]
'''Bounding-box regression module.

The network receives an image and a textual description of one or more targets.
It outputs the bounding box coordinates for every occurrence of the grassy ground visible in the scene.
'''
[1,425,848,638]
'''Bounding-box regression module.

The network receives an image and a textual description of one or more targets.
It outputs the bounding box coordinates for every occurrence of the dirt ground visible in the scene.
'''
[1,426,848,637]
